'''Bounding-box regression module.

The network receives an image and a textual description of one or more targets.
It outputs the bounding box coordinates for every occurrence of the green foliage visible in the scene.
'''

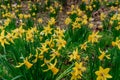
[0,0,120,80]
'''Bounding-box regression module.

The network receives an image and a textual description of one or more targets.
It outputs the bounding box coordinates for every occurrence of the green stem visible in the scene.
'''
[3,47,7,54]
[56,63,74,80]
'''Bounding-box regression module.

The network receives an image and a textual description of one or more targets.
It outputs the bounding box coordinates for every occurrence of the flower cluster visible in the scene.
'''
[0,0,120,80]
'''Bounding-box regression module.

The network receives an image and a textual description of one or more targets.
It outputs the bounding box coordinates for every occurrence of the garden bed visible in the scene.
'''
[0,0,120,80]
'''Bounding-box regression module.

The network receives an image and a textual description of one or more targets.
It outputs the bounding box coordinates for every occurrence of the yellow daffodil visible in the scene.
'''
[65,17,71,25]
[82,19,88,25]
[72,21,81,30]
[45,38,54,48]
[50,49,60,58]
[32,49,43,63]
[49,6,56,14]
[95,66,112,80]
[71,62,86,80]
[69,48,80,61]
[4,18,11,27]
[84,56,89,61]
[41,56,55,67]
[37,18,43,23]
[43,59,59,75]
[80,41,88,51]
[24,58,33,69]
[12,26,25,38]
[75,17,82,22]
[100,13,106,21]
[76,8,82,16]
[115,25,120,30]
[38,43,49,54]
[26,33,34,42]
[16,57,33,69]
[1,5,6,9]
[6,32,17,44]
[88,31,102,44]
[98,48,111,61]
[42,25,53,36]
[0,26,4,30]
[0,30,9,47]
[112,37,120,49]
[26,28,36,42]
[54,27,65,38]
[54,1,59,8]
[18,13,23,19]
[48,17,56,25]
[24,14,31,19]
[55,38,66,50]
[88,23,94,29]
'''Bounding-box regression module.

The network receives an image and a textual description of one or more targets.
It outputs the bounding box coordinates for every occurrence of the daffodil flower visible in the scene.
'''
[48,17,56,25]
[69,48,80,61]
[0,30,9,47]
[88,31,102,44]
[71,62,86,80]
[54,27,65,38]
[42,59,59,75]
[112,37,120,49]
[38,43,49,54]
[32,49,44,63]
[98,48,111,61]
[80,41,88,51]
[65,17,71,25]
[6,32,16,44]
[50,49,60,57]
[95,66,112,80]
[55,38,66,50]
[16,57,33,69]
[42,25,53,36]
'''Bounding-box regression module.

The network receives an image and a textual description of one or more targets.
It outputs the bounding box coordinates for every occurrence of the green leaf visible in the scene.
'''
[11,75,23,80]
[56,63,74,80]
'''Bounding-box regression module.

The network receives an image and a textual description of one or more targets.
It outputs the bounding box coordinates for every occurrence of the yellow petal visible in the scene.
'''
[105,55,111,59]
[51,67,59,75]
[112,41,116,46]
[104,68,110,74]
[96,77,103,80]
[106,74,112,78]
[95,71,100,75]
[98,53,105,61]
[16,63,24,68]
[24,60,33,69]
[43,68,50,72]
[99,66,104,70]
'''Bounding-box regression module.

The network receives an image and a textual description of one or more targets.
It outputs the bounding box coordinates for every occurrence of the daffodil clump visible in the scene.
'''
[0,0,120,80]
